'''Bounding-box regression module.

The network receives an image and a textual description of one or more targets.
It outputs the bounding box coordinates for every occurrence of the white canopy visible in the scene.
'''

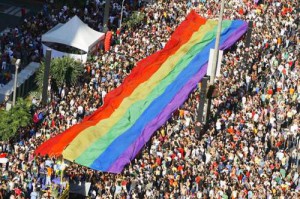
[41,16,105,52]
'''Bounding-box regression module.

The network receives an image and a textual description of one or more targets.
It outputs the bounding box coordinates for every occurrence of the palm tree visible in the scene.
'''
[35,56,83,93]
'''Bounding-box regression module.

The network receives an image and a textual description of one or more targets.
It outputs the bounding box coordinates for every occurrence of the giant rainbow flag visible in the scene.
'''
[35,11,248,173]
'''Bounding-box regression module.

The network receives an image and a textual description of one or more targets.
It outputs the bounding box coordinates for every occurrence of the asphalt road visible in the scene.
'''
[0,0,43,32]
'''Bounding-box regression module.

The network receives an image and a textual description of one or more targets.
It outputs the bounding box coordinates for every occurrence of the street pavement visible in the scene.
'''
[0,0,43,32]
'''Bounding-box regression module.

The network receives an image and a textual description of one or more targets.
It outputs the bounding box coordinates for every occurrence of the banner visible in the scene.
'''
[207,49,224,78]
[35,10,248,173]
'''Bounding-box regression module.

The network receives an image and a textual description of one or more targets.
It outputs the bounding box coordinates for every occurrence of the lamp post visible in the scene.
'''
[103,0,111,32]
[12,59,21,106]
[42,49,52,105]
[120,0,125,30]
[204,0,225,124]
[209,0,225,85]
[119,0,125,45]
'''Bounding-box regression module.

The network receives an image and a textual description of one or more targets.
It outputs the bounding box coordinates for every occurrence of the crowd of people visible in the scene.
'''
[0,0,132,88]
[0,0,299,198]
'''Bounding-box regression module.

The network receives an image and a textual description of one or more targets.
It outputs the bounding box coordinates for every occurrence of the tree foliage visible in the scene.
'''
[0,99,32,141]
[35,56,83,92]
[125,11,146,28]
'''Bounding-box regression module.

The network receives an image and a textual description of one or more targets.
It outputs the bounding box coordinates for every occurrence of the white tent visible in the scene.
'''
[41,16,105,62]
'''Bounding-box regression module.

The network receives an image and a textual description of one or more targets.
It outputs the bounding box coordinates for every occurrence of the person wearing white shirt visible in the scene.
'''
[205,152,211,164]
[30,189,39,199]
[276,151,284,161]
[1,61,6,70]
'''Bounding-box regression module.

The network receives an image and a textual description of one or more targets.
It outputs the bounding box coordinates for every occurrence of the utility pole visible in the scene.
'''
[195,75,209,138]
[197,76,209,124]
[103,0,111,32]
[119,0,125,45]
[12,59,21,106]
[205,0,225,123]
[120,0,125,30]
[209,0,225,85]
[42,49,52,105]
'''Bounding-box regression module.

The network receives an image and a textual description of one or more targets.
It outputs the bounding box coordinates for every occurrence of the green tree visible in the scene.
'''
[35,56,83,92]
[0,99,32,141]
[125,11,146,29]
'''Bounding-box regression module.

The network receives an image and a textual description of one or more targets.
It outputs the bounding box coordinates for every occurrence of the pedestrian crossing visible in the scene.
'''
[0,4,29,17]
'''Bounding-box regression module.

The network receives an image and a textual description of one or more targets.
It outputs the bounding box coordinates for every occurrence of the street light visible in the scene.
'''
[12,59,21,106]
[205,0,225,123]
[103,0,111,32]
[42,49,52,105]
[119,0,125,45]
[210,0,225,85]
[119,0,125,30]
[198,0,225,124]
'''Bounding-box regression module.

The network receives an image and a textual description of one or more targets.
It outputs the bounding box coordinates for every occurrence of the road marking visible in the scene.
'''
[9,7,21,16]
[1,4,30,17]
[15,11,22,17]
[17,8,29,17]
[3,6,16,14]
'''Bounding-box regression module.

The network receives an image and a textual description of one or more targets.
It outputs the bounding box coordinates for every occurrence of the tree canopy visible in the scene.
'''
[35,56,83,92]
[125,11,146,29]
[0,99,32,141]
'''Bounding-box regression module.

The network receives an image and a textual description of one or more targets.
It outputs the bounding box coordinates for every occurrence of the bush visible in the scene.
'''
[0,99,32,141]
